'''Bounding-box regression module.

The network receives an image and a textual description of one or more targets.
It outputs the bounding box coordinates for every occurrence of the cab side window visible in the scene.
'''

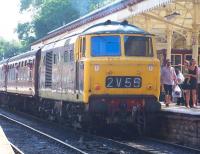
[80,37,86,57]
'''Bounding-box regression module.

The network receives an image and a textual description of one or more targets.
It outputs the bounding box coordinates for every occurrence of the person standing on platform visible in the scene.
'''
[188,59,198,107]
[182,60,191,108]
[161,59,177,107]
[174,68,184,105]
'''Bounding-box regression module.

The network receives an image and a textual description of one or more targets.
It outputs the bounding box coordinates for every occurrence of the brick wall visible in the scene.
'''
[153,112,200,148]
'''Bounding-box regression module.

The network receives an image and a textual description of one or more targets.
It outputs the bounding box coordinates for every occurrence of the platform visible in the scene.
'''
[0,126,14,154]
[160,102,200,116]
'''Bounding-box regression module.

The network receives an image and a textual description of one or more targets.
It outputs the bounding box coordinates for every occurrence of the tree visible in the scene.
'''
[17,0,79,39]
[16,0,117,47]
[33,0,79,39]
[19,0,43,11]
[0,38,22,60]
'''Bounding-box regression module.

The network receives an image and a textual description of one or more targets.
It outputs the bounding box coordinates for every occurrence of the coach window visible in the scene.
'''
[64,51,70,62]
[64,51,67,62]
[70,50,74,62]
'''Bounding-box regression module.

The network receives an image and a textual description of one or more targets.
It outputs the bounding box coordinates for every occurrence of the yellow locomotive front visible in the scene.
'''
[78,21,160,130]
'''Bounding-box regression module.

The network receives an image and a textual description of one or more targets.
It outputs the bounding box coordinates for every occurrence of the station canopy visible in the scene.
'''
[32,0,200,52]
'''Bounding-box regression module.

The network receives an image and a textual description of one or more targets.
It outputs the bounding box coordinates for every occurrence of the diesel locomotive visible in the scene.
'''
[0,20,161,134]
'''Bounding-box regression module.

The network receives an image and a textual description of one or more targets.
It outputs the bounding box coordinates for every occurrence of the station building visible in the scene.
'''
[31,0,200,73]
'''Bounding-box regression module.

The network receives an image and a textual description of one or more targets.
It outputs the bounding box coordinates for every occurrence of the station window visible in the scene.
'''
[185,54,200,66]
[171,54,182,71]
[184,54,192,61]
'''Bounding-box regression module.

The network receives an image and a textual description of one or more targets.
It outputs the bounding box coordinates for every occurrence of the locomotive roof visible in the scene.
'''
[82,20,151,35]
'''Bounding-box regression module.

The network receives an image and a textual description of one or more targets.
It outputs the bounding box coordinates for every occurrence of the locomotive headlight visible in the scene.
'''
[148,64,154,71]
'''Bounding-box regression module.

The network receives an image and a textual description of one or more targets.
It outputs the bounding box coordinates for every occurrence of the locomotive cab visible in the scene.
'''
[78,21,161,128]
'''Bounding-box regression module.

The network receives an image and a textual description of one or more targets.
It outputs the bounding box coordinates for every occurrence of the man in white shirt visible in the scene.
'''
[161,59,177,107]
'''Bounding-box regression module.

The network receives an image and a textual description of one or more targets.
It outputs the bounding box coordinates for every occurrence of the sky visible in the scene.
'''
[0,0,31,40]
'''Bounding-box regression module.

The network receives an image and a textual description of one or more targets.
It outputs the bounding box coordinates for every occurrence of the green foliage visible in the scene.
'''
[88,0,117,11]
[17,0,79,40]
[0,38,22,60]
[0,0,117,60]
[16,22,36,50]
[20,0,43,11]
[16,0,117,50]
[72,0,117,16]
[33,0,79,39]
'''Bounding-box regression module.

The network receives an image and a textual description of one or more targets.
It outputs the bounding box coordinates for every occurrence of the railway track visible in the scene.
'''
[0,108,150,154]
[10,142,24,154]
[102,136,200,154]
[1,108,199,154]
[0,114,87,154]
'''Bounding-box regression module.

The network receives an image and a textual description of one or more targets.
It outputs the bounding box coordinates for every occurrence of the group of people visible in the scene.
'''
[161,58,199,108]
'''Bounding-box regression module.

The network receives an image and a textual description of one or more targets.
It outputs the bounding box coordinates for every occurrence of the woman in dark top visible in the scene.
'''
[182,60,191,108]
[188,59,198,107]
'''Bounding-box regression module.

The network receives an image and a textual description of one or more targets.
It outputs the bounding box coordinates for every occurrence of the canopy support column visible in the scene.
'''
[166,26,173,60]
[186,32,192,50]
[192,0,200,62]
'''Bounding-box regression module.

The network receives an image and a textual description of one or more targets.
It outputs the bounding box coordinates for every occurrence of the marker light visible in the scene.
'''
[94,64,100,72]
[148,64,154,71]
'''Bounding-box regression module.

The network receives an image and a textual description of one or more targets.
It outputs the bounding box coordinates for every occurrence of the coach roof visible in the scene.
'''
[8,50,38,63]
[82,20,151,35]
